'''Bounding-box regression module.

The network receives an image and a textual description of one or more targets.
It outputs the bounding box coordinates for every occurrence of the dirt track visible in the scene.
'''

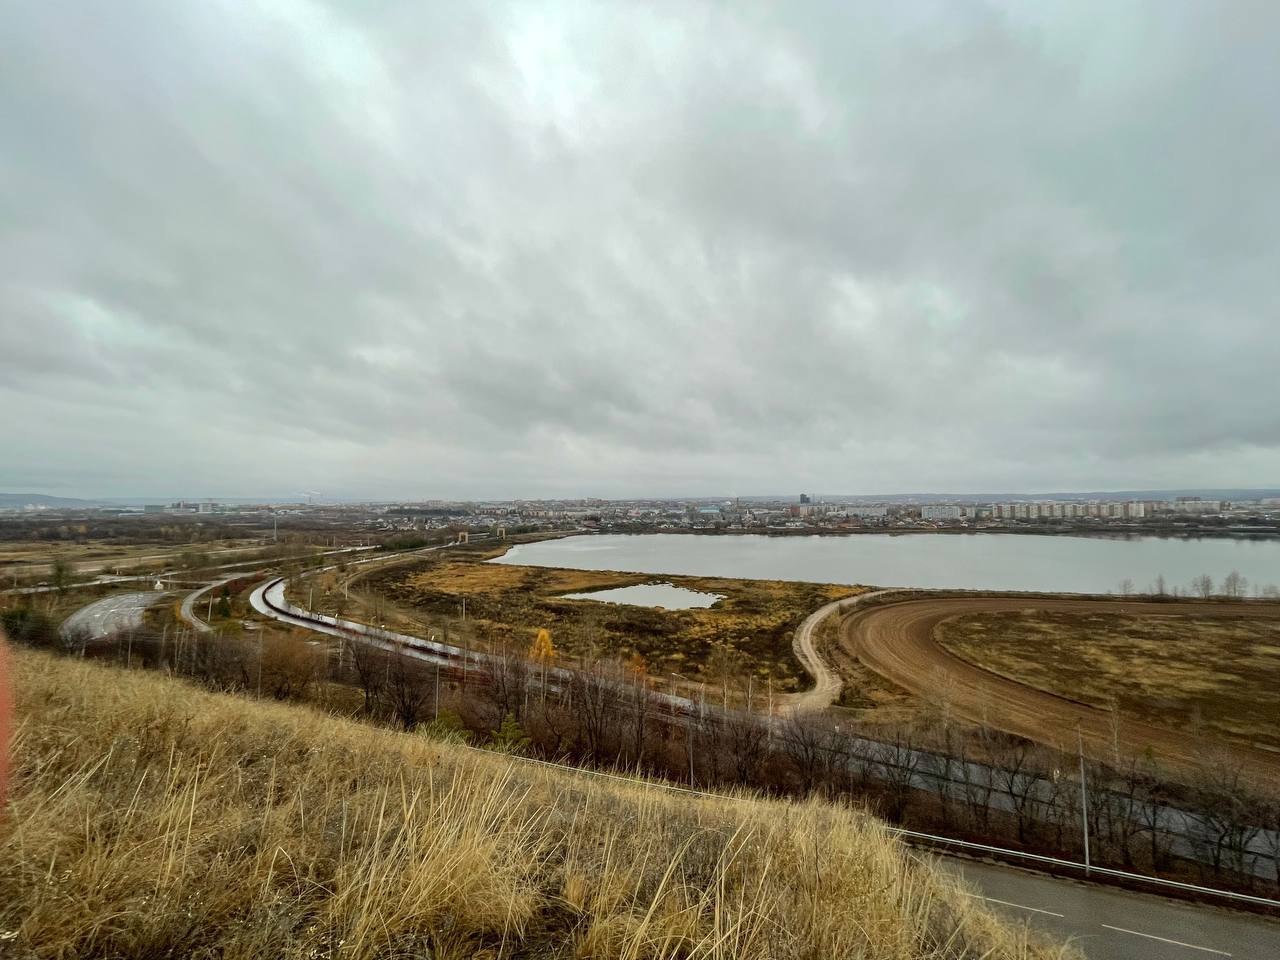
[840,596,1280,784]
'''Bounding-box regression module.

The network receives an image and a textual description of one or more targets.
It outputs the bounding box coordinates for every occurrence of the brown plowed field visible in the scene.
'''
[840,596,1280,785]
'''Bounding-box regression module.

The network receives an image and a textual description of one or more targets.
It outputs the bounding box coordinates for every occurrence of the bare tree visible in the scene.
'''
[1222,570,1248,599]
[877,724,923,822]
[565,657,627,761]
[1191,574,1215,599]
[385,649,432,730]
[1259,794,1280,892]
[780,714,829,795]
[1134,764,1177,873]
[987,731,1039,844]
[348,638,385,714]
[1189,749,1263,880]
[477,642,531,724]
[258,631,324,701]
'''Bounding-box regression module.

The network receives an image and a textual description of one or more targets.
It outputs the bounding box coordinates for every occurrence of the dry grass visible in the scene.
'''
[0,647,1073,959]
[936,610,1280,751]
[336,554,857,690]
[0,539,262,578]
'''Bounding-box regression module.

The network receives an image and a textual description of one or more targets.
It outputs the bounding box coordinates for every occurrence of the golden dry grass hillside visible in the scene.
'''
[0,647,1073,959]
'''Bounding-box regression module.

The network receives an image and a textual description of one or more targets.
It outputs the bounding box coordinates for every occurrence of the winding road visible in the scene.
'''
[59,591,166,643]
[839,596,1280,783]
[787,589,891,713]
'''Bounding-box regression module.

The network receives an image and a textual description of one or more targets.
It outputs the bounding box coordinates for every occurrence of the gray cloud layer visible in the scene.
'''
[3,2,1278,499]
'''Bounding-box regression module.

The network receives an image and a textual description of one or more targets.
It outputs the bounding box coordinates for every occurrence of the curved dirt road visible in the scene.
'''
[788,590,892,713]
[841,596,1280,783]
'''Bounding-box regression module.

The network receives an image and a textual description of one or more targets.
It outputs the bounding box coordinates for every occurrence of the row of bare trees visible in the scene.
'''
[31,618,1280,895]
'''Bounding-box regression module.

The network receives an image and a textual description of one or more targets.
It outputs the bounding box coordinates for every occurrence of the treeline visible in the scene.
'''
[1131,570,1280,599]
[8,616,1279,899]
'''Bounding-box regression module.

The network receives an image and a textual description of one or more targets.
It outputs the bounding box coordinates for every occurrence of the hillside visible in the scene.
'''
[0,648,1072,959]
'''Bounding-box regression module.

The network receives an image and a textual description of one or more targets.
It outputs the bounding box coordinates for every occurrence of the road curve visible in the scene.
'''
[179,572,262,634]
[788,589,893,713]
[59,591,166,643]
[841,596,1280,783]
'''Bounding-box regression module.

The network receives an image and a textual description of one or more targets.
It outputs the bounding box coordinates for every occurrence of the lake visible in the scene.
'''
[492,533,1280,595]
[559,582,724,609]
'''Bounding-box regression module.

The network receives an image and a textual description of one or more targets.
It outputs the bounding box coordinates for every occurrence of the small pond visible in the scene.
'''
[559,582,724,610]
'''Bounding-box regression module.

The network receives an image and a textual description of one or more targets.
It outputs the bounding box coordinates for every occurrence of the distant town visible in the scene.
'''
[6,491,1280,540]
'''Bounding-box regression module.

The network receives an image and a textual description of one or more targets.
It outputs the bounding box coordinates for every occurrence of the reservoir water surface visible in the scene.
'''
[559,582,724,609]
[493,533,1280,595]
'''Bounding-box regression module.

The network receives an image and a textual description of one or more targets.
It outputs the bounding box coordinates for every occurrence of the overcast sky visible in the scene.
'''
[3,2,1278,500]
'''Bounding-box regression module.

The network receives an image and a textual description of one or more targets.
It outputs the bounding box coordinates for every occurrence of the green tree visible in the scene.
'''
[489,712,529,755]
[419,708,470,745]
[50,557,73,595]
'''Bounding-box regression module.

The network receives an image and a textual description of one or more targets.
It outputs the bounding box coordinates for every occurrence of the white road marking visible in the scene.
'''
[1100,924,1232,956]
[961,892,1065,918]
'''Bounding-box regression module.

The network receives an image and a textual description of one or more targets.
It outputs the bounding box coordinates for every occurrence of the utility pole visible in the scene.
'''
[1077,728,1091,876]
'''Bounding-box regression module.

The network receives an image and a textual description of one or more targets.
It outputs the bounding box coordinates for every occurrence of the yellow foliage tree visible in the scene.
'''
[627,652,647,677]
[529,628,555,662]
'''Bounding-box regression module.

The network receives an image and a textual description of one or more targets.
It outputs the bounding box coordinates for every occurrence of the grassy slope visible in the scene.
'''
[0,648,1071,959]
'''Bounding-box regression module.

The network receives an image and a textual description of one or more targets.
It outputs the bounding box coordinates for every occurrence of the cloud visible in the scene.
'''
[2,1,1278,498]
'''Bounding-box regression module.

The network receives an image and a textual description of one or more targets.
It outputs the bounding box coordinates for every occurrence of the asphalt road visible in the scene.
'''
[841,596,1280,784]
[180,572,260,634]
[59,591,166,642]
[945,858,1280,959]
